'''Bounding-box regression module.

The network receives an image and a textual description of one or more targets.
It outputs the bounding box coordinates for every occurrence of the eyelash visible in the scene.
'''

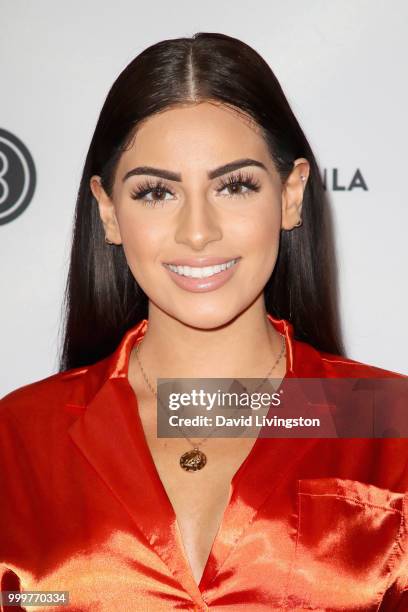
[129,170,261,208]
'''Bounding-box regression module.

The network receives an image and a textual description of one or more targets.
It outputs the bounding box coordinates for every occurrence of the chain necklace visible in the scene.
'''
[134,331,286,472]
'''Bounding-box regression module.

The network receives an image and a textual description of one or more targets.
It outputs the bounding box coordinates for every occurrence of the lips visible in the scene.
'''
[163,257,241,293]
[163,256,241,267]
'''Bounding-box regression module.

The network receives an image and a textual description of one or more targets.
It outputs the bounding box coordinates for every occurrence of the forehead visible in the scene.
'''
[135,100,264,135]
[119,101,273,170]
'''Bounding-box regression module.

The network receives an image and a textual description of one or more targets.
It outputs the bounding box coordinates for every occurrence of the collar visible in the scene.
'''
[65,313,326,413]
[101,313,308,382]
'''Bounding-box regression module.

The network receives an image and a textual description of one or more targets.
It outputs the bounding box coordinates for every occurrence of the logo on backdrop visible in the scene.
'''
[0,128,36,225]
[322,168,368,191]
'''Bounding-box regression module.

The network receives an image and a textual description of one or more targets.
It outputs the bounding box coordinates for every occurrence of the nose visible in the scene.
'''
[174,194,223,251]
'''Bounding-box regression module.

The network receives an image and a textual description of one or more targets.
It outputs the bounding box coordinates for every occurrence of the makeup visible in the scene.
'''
[162,258,241,293]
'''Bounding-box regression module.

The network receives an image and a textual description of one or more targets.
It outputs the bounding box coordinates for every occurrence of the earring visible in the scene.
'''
[104,236,114,245]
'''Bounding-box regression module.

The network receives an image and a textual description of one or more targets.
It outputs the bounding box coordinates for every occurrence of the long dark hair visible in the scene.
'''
[58,32,344,372]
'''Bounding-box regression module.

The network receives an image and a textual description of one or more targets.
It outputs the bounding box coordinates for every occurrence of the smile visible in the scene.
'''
[163,259,239,279]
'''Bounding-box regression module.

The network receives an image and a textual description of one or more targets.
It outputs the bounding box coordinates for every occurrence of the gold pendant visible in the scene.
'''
[180,448,207,471]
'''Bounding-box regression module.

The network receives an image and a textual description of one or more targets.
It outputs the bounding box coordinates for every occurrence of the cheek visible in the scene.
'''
[239,202,281,259]
[116,208,165,271]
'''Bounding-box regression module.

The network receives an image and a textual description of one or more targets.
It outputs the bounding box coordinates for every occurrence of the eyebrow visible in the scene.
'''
[121,158,268,183]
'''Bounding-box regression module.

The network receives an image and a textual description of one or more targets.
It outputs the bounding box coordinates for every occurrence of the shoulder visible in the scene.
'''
[291,335,405,378]
[317,349,405,378]
[0,361,102,425]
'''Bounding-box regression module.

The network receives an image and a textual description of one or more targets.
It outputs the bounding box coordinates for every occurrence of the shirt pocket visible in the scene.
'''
[286,477,408,611]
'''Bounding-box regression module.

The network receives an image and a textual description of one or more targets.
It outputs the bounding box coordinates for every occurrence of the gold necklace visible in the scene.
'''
[134,331,286,472]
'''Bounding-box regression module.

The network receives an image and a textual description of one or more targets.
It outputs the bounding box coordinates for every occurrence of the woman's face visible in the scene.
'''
[91,101,309,329]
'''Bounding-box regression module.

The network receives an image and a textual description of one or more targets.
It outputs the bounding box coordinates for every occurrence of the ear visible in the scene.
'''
[281,158,310,230]
[90,176,122,245]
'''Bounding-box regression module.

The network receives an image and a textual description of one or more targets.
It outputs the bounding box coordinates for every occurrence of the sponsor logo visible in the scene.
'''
[322,168,368,191]
[0,128,36,225]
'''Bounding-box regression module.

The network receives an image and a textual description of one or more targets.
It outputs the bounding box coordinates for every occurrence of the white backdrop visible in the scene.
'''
[1,0,407,396]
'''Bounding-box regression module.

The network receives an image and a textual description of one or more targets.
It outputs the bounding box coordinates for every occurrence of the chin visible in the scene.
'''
[168,303,245,331]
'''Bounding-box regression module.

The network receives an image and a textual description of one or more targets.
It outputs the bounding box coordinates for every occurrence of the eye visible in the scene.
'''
[215,170,261,198]
[130,179,176,208]
[129,170,262,208]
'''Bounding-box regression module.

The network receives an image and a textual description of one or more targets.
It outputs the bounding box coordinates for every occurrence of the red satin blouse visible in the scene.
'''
[1,314,407,611]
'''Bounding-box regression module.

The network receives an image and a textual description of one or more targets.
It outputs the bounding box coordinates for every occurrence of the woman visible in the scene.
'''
[1,32,407,611]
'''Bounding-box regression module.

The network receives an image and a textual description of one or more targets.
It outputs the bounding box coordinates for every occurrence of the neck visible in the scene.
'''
[128,299,287,383]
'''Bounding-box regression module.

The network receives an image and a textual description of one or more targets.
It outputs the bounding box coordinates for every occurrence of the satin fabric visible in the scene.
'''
[1,314,407,611]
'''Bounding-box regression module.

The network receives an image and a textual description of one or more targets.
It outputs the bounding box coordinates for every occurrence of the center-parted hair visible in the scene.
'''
[58,32,344,372]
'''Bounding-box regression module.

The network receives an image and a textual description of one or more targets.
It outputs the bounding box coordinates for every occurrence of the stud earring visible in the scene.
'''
[300,175,306,182]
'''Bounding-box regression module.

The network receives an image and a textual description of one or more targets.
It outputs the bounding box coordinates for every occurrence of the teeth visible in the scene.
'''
[166,259,238,278]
